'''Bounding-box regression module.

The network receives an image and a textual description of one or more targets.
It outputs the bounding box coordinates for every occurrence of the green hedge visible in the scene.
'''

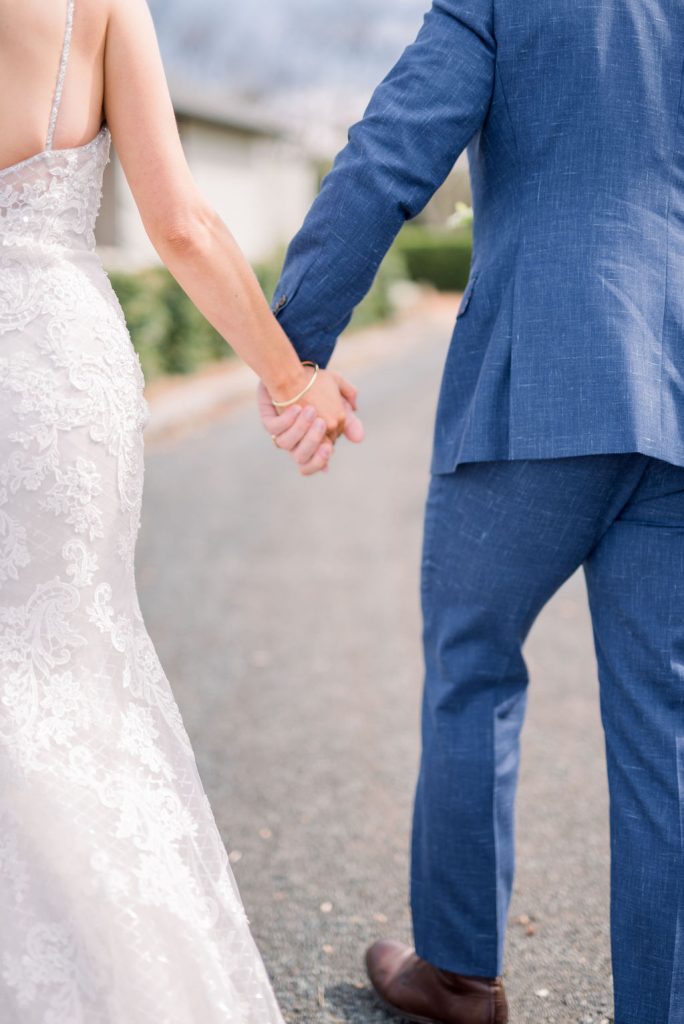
[109,267,229,381]
[109,246,408,382]
[350,245,407,331]
[396,224,473,292]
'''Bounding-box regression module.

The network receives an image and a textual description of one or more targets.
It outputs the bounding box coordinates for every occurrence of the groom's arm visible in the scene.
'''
[273,0,496,367]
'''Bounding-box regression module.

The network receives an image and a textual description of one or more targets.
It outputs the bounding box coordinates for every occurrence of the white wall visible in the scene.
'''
[180,122,318,263]
[97,121,318,269]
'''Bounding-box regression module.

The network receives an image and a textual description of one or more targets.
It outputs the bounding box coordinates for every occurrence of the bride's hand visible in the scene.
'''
[258,372,364,476]
[269,367,355,442]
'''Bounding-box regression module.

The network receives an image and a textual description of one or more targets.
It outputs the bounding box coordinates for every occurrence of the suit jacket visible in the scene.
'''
[273,0,684,473]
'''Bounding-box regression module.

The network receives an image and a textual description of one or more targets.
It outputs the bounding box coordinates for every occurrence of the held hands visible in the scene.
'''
[258,368,364,477]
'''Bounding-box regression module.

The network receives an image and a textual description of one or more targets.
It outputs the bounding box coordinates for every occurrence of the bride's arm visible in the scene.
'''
[102,0,348,436]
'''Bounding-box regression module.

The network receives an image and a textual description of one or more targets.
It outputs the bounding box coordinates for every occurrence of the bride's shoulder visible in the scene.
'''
[104,0,161,40]
[106,0,156,20]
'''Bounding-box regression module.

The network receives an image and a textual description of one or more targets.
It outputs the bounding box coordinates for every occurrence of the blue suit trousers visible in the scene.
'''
[412,454,684,1024]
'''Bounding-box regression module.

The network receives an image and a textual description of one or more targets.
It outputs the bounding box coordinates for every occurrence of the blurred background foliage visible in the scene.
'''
[110,223,473,381]
[396,224,473,294]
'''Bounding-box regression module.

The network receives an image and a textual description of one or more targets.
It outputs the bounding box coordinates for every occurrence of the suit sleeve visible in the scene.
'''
[272,0,496,366]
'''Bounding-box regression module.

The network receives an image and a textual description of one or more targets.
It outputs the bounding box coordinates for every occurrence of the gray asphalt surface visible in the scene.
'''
[137,319,614,1024]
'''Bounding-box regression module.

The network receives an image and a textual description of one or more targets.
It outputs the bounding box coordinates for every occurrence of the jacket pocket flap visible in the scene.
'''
[457,271,479,318]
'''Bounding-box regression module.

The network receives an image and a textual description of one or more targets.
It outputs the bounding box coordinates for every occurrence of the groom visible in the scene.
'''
[260,3,684,1023]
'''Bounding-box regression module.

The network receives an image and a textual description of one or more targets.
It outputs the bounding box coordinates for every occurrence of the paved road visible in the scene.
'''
[137,317,614,1024]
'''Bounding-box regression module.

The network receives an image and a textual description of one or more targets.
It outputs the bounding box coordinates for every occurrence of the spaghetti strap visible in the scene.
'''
[46,0,75,150]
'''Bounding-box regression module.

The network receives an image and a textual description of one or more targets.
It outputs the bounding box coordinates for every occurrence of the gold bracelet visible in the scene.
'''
[271,362,319,409]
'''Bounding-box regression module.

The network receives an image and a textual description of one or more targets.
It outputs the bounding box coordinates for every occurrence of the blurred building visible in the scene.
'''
[96,83,320,270]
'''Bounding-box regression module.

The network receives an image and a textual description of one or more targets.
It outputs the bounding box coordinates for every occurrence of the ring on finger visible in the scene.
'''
[271,435,280,449]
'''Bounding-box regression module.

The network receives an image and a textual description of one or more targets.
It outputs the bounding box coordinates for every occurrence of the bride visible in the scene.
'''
[0,0,361,1020]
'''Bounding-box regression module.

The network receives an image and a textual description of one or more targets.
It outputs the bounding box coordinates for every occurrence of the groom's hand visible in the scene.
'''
[258,379,364,477]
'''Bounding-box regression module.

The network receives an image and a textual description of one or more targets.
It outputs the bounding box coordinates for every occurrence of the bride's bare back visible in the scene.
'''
[0,0,106,169]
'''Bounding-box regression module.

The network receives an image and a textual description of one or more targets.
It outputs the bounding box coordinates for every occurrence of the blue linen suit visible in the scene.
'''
[272,3,684,1020]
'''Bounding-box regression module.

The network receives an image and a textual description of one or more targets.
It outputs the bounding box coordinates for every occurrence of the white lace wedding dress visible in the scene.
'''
[0,4,285,1022]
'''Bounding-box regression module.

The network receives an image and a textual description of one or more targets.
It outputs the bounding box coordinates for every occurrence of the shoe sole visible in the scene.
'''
[370,987,447,1024]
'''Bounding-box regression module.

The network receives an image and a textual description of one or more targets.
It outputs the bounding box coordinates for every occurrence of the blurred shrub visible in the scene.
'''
[396,224,473,291]
[109,267,228,380]
[350,246,408,331]
[253,255,285,309]
[110,246,409,382]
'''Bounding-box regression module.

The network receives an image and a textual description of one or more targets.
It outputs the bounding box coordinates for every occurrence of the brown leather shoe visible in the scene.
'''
[365,941,508,1024]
